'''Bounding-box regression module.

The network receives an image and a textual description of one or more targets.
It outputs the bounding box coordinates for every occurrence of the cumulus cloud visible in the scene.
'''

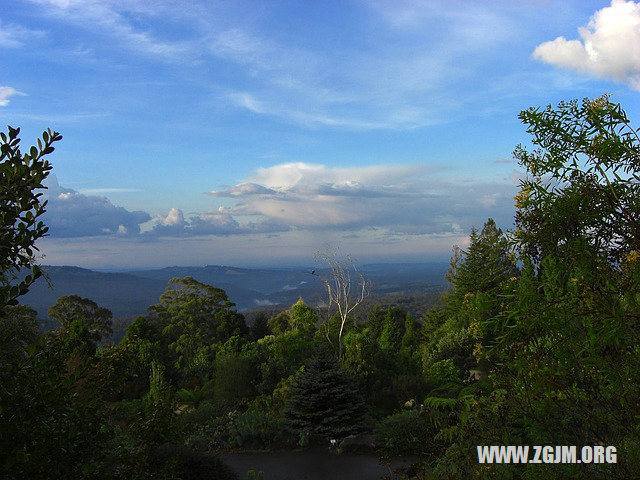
[533,0,640,90]
[249,162,423,193]
[0,86,24,106]
[157,207,186,227]
[207,162,516,235]
[39,175,290,239]
[42,174,151,237]
[148,207,289,237]
[211,182,279,197]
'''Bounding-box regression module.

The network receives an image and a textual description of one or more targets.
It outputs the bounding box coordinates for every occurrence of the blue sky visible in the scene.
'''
[2,0,639,268]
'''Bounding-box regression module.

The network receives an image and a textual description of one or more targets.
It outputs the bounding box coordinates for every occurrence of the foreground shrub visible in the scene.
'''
[184,408,288,449]
[375,410,437,456]
[234,408,288,447]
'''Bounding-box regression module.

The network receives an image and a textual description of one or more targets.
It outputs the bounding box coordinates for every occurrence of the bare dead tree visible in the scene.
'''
[315,245,370,360]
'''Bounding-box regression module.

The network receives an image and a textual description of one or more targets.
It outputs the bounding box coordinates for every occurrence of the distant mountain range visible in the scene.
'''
[19,262,449,322]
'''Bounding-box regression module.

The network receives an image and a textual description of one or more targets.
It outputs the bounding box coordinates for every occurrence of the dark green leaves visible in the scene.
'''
[0,125,61,310]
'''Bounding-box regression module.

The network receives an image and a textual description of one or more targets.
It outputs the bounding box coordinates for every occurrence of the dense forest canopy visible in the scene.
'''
[1,96,639,479]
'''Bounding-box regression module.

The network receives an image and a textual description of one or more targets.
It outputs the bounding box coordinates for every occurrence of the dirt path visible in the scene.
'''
[219,448,420,480]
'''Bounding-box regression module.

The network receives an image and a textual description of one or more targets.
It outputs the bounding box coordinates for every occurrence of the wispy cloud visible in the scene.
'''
[207,3,520,129]
[0,20,44,47]
[0,86,24,106]
[9,111,109,122]
[21,0,529,130]
[77,188,141,194]
[367,0,515,46]
[28,0,192,59]
[494,157,513,164]
[533,0,640,90]
[227,92,268,114]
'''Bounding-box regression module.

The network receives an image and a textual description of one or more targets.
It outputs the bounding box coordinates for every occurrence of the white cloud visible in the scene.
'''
[42,174,151,237]
[0,21,45,47]
[0,86,24,106]
[478,193,500,208]
[208,162,516,235]
[368,0,514,46]
[228,92,268,114]
[209,2,519,130]
[533,0,640,90]
[212,28,273,65]
[148,206,289,237]
[23,0,522,130]
[248,162,423,192]
[254,299,277,306]
[509,170,525,185]
[156,207,185,227]
[78,187,141,194]
[210,182,278,197]
[494,157,513,165]
[0,28,22,48]
[29,0,189,59]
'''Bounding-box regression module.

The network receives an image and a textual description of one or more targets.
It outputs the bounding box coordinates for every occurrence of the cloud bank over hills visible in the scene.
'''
[41,162,518,242]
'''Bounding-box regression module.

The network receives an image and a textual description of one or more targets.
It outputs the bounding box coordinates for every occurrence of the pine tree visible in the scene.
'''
[284,348,366,441]
[443,218,517,332]
[447,218,516,302]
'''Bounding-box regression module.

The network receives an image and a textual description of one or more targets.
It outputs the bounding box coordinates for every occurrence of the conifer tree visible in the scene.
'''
[447,218,516,307]
[284,348,366,441]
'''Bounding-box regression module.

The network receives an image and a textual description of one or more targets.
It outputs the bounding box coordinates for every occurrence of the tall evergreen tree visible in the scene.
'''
[284,348,366,441]
[446,218,517,311]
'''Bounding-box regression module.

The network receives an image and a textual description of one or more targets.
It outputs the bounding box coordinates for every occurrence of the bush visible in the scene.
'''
[186,408,288,449]
[234,408,288,448]
[375,410,437,456]
[179,401,218,427]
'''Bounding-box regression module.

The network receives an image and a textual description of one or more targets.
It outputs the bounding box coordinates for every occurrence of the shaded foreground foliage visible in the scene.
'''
[1,96,639,479]
[421,96,640,479]
[1,126,60,309]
